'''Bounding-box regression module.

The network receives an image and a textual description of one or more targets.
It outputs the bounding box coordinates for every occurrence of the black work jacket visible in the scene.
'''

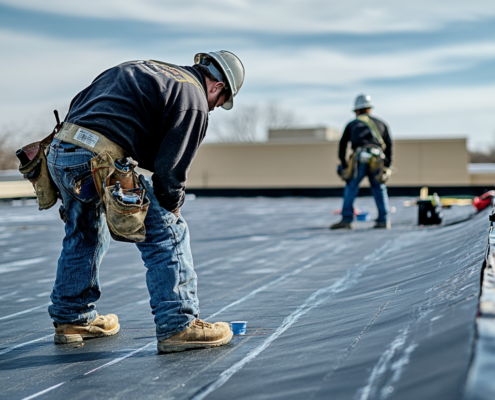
[338,115,393,168]
[66,60,209,212]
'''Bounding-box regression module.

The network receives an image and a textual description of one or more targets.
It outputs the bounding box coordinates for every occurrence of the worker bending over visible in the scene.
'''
[21,51,245,353]
[331,94,393,230]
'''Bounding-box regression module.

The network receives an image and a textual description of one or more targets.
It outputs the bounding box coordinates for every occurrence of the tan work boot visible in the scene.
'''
[330,220,352,230]
[157,319,233,353]
[54,313,120,344]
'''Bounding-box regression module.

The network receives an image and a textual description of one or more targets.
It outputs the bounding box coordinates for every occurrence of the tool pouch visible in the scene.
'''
[339,151,358,181]
[339,166,351,181]
[366,149,391,184]
[368,153,384,174]
[376,167,392,184]
[90,151,150,243]
[17,113,63,210]
[18,141,58,210]
[103,183,150,243]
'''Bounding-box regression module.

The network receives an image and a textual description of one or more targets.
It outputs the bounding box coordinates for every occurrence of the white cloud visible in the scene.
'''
[1,0,494,34]
[0,2,494,149]
[0,30,132,132]
[242,42,495,87]
[232,83,495,142]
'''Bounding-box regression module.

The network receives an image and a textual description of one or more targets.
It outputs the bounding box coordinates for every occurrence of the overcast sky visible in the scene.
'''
[1,0,494,148]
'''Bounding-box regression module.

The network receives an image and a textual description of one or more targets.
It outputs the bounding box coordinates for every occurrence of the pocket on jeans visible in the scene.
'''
[73,170,99,203]
[66,166,99,204]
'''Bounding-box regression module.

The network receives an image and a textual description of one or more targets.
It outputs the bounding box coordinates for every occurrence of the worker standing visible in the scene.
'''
[23,51,245,353]
[331,94,393,230]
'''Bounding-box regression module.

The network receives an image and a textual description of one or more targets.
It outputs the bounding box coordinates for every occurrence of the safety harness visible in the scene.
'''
[339,115,391,183]
[356,114,386,151]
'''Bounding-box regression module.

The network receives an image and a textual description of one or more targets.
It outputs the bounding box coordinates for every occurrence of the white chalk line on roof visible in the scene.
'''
[0,257,47,274]
[190,235,413,400]
[0,334,52,356]
[17,237,345,400]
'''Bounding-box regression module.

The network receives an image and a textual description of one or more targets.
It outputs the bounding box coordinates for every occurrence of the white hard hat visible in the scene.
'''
[194,50,245,110]
[354,94,373,111]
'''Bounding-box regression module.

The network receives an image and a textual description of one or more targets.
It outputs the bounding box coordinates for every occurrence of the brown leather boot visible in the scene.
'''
[157,319,233,353]
[54,313,120,344]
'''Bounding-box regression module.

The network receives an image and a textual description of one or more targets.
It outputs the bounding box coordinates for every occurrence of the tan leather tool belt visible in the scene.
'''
[55,123,149,242]
[55,122,126,160]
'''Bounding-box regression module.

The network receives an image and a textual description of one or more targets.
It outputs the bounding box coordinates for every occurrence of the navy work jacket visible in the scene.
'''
[66,60,209,212]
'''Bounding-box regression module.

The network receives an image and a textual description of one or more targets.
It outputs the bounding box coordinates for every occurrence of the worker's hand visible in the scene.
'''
[337,164,350,182]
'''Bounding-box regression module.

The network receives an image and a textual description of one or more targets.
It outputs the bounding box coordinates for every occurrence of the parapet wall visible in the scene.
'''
[188,138,472,189]
[2,138,491,200]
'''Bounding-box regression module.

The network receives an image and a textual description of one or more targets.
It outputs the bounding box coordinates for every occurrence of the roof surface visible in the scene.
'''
[0,197,487,399]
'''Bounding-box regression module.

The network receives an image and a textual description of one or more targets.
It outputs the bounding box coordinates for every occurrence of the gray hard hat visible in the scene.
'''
[194,50,245,110]
[354,94,374,111]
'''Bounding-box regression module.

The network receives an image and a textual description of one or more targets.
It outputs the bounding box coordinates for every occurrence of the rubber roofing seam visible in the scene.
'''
[307,300,390,400]
[189,235,415,400]
[464,204,495,398]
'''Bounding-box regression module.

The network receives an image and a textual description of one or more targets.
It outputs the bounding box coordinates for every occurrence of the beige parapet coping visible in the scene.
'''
[0,180,36,199]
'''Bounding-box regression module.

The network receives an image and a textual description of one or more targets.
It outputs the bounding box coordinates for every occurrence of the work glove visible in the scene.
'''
[337,164,349,181]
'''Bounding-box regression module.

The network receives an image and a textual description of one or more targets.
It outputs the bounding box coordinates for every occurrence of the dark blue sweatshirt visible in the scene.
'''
[66,60,209,212]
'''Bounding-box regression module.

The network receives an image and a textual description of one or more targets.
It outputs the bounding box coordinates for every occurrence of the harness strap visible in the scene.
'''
[356,115,386,151]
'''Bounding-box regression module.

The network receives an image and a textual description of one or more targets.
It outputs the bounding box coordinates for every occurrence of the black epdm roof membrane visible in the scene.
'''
[0,197,490,399]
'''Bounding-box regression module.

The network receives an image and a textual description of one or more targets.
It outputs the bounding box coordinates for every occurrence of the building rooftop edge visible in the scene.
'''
[202,137,468,146]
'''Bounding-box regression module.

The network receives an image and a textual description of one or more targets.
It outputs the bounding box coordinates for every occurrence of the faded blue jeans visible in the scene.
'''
[342,160,390,223]
[47,139,198,340]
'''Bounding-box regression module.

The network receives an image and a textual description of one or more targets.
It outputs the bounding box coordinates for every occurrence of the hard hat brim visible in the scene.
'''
[195,52,236,110]
[222,98,233,110]
[353,104,373,111]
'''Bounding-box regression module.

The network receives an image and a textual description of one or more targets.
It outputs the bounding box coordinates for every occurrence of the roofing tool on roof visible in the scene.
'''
[405,187,472,225]
[401,187,495,225]
[418,194,443,226]
[403,197,474,208]
[404,187,481,208]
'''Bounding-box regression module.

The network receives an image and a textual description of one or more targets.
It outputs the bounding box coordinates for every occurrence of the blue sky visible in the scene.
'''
[0,0,494,149]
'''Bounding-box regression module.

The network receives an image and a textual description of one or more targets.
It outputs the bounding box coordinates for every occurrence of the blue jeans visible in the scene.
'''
[46,139,198,340]
[342,160,390,223]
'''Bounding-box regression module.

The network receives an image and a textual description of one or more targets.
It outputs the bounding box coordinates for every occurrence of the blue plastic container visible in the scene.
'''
[356,212,370,221]
[231,321,247,335]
